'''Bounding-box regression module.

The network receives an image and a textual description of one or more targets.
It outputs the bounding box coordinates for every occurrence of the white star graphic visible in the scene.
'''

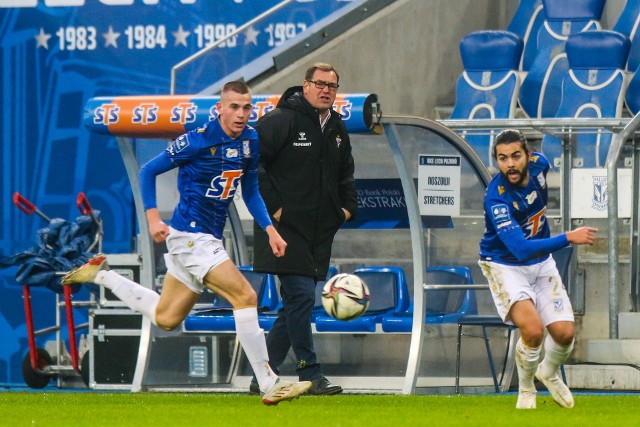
[244,26,259,46]
[34,28,52,50]
[103,26,121,48]
[172,24,190,47]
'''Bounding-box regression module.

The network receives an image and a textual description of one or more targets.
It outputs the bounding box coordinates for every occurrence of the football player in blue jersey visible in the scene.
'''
[479,129,597,410]
[62,81,312,405]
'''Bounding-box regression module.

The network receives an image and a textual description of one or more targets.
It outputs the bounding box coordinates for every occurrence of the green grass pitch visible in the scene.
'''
[1,392,638,426]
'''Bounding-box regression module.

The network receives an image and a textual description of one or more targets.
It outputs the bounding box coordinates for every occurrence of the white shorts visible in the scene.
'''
[478,256,574,326]
[163,227,230,294]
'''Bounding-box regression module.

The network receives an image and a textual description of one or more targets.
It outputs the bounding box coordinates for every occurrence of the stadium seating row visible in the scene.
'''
[451,0,640,169]
[183,265,478,334]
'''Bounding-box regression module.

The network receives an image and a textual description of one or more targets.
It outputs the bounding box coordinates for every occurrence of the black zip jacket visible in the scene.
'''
[252,86,357,280]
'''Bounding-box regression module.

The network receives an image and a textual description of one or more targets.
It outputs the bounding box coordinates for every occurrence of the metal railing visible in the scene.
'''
[169,0,294,95]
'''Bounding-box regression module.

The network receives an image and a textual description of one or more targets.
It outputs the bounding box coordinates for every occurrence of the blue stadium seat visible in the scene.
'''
[518,0,605,118]
[613,0,640,72]
[507,0,544,72]
[450,30,523,167]
[183,266,279,332]
[381,266,478,333]
[541,30,630,168]
[314,266,410,333]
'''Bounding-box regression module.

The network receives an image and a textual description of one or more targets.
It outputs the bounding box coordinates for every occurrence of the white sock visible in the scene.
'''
[95,270,159,325]
[538,334,574,380]
[515,337,541,391]
[233,307,278,393]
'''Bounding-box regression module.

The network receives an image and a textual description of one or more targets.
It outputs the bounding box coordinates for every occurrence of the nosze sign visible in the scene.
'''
[418,154,461,217]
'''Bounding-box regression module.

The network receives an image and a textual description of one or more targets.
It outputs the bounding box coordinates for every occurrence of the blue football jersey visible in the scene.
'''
[479,152,565,265]
[148,119,263,239]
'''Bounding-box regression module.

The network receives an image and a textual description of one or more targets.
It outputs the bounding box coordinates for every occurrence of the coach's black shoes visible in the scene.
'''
[307,376,343,395]
[249,378,260,395]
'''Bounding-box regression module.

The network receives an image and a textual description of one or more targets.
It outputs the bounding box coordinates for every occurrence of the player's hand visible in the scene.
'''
[566,226,597,245]
[266,225,287,257]
[146,208,170,243]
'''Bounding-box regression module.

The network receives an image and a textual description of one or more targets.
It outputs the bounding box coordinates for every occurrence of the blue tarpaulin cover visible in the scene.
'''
[0,212,100,293]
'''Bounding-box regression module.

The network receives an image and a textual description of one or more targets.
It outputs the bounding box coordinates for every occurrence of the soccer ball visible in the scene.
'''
[321,273,370,321]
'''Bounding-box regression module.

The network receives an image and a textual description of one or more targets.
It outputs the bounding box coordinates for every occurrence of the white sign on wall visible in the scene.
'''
[570,168,632,218]
[418,154,461,216]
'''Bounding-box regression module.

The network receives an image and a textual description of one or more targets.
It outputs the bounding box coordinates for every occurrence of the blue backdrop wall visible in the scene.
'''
[0,0,353,386]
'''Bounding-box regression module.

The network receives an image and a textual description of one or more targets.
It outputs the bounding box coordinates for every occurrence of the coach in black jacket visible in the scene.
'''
[252,63,356,395]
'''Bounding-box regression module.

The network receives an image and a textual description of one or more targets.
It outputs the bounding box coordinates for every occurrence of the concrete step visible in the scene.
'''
[565,364,640,391]
[587,338,640,364]
[619,313,640,339]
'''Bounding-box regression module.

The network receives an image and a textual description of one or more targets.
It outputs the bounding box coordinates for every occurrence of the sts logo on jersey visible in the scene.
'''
[206,170,243,199]
[524,207,546,238]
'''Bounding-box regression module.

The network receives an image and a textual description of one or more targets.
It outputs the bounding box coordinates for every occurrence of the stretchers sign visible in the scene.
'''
[418,155,461,217]
[84,93,379,138]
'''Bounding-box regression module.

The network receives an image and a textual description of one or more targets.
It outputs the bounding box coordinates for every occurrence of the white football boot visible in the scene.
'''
[535,367,574,408]
[61,254,108,285]
[516,389,537,409]
[261,379,312,405]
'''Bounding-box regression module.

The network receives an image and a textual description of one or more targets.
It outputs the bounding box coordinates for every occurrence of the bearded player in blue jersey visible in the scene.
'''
[479,129,597,410]
[62,81,312,405]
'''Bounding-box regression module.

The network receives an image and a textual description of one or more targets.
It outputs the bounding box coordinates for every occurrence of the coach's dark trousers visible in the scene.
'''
[265,274,322,381]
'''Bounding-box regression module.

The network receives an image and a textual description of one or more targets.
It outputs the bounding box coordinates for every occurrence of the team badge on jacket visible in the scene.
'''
[336,136,342,147]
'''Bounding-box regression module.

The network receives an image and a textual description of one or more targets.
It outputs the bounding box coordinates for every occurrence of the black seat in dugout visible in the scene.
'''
[455,246,574,393]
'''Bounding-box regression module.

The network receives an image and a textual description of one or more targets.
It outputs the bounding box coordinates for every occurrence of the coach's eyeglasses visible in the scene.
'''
[307,80,339,91]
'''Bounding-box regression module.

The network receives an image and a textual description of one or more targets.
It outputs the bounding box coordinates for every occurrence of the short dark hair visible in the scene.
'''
[305,63,340,83]
[492,129,529,158]
[221,80,251,95]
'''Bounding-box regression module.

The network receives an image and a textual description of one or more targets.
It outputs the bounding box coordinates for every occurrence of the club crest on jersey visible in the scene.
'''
[526,191,537,205]
[242,140,251,158]
[225,148,239,158]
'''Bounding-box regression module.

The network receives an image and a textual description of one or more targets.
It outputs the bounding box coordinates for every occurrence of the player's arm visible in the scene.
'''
[241,167,287,257]
[139,151,177,243]
[498,226,569,261]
